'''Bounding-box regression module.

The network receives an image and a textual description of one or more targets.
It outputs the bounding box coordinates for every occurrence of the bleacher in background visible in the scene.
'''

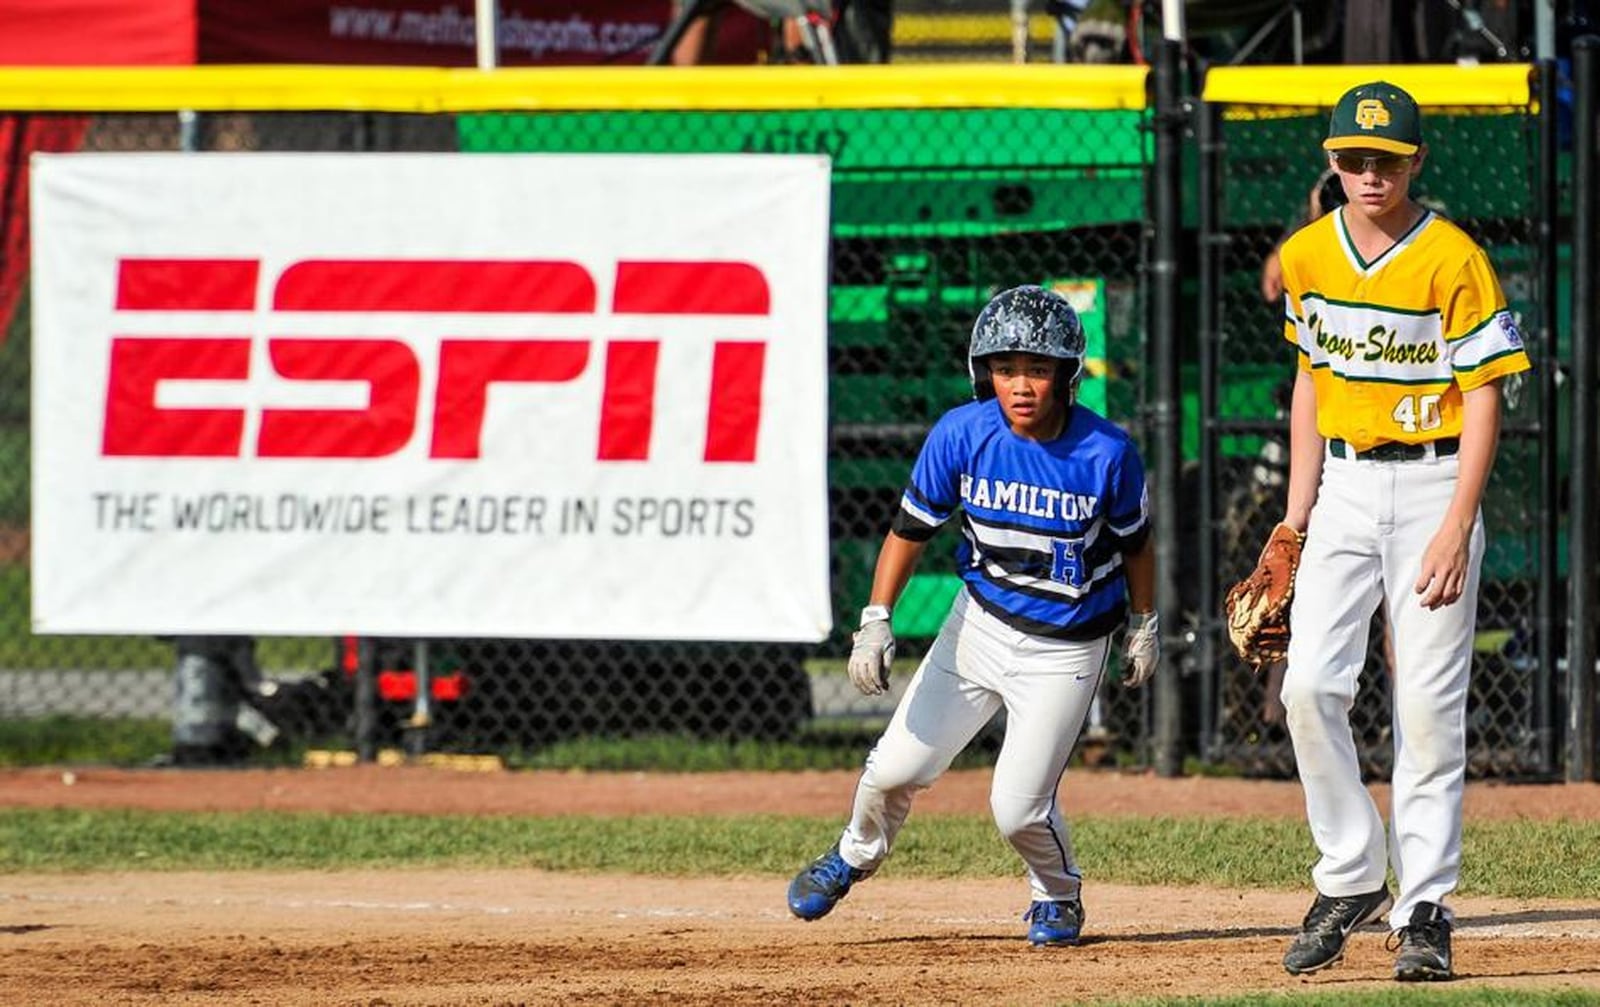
[892,0,1060,62]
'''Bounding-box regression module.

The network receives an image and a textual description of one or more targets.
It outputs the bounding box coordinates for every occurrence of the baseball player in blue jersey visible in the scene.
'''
[786,285,1160,945]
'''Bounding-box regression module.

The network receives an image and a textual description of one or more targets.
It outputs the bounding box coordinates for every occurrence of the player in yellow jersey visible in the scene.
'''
[1272,81,1531,982]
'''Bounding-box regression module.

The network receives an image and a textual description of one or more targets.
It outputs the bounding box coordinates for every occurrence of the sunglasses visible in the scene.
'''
[1329,151,1415,175]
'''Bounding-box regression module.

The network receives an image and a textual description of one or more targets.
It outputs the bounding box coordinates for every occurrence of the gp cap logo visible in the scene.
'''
[1353,99,1391,130]
[1324,81,1422,156]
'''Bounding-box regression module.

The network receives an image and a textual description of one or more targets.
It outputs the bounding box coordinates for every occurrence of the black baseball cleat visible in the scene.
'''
[1390,901,1453,981]
[1282,887,1393,975]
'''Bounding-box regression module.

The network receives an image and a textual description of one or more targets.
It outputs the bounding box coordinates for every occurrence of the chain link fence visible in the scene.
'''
[461,103,1151,753]
[0,110,461,735]
[1,64,1586,775]
[0,90,1156,762]
[1196,89,1557,779]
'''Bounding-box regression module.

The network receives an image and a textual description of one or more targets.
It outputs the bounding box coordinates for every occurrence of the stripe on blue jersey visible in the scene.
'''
[960,516,1125,599]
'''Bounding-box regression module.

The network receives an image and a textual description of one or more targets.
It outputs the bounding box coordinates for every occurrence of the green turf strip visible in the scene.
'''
[1,809,1596,902]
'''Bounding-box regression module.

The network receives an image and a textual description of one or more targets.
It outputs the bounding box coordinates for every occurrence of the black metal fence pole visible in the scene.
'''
[1569,37,1599,782]
[1537,60,1561,775]
[1149,37,1186,776]
[1195,97,1223,762]
[355,637,378,763]
[407,640,432,760]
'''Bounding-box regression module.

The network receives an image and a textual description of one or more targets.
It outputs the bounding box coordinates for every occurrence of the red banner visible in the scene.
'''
[0,0,195,65]
[0,0,185,342]
[0,117,90,347]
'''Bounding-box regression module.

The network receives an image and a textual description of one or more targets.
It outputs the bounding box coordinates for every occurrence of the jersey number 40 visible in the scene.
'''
[1392,392,1443,434]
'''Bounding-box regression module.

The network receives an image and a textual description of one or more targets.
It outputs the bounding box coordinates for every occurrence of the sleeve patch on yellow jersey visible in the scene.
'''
[1497,310,1525,349]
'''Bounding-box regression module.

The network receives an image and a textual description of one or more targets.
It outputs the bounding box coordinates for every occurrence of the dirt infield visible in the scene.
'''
[3,765,1597,820]
[3,767,1599,1006]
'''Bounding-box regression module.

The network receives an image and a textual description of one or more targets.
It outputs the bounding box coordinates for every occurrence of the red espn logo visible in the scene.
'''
[104,258,770,462]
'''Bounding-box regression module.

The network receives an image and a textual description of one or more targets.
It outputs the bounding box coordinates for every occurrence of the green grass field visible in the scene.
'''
[0,716,171,766]
[0,423,25,525]
[1,807,1596,902]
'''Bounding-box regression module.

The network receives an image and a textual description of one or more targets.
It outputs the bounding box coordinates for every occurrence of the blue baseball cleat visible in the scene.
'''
[1024,899,1085,946]
[787,845,869,920]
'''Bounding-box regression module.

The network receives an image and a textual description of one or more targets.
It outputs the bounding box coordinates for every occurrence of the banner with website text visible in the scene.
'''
[197,0,766,65]
[31,152,832,640]
[0,1,766,68]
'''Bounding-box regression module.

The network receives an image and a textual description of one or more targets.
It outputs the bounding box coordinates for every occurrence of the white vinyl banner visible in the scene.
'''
[31,153,833,641]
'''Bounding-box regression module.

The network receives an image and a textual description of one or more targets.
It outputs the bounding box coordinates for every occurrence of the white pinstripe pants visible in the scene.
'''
[837,590,1110,902]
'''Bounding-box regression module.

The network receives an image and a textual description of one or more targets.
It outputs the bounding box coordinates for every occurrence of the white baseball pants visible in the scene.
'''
[1281,450,1483,929]
[837,590,1109,902]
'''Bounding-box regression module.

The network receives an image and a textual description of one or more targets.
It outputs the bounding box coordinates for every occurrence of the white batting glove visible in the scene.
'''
[847,613,895,696]
[1121,610,1160,688]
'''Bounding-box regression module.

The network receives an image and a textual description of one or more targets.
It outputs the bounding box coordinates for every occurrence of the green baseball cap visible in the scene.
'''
[1323,81,1422,155]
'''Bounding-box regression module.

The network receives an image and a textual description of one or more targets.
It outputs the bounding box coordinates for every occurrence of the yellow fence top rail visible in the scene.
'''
[1203,64,1534,108]
[0,64,1149,113]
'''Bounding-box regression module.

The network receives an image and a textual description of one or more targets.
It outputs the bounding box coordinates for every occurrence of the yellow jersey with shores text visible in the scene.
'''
[1279,208,1532,452]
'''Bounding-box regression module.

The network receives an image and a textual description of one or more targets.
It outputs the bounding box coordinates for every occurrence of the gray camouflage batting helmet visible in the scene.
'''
[968,285,1086,402]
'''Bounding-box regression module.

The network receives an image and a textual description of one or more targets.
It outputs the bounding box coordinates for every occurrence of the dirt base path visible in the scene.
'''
[4,870,1598,1006]
[2,768,1599,1005]
[3,765,1597,820]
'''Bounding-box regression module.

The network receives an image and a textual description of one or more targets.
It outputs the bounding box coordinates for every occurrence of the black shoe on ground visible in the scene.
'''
[1281,887,1393,975]
[1390,901,1453,981]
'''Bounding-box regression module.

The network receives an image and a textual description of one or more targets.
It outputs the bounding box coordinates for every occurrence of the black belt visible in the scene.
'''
[1328,437,1459,462]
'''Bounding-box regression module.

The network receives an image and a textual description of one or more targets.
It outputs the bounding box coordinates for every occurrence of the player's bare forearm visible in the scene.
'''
[866,531,928,609]
[1284,368,1325,531]
[1415,382,1501,608]
[1445,381,1502,533]
[1122,535,1156,613]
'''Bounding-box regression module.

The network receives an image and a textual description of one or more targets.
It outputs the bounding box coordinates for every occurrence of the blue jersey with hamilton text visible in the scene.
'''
[891,399,1150,641]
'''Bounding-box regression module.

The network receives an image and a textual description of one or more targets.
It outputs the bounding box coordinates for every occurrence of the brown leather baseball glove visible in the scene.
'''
[1224,522,1306,670]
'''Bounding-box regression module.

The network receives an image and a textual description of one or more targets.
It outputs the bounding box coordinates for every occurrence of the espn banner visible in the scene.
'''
[31,153,832,641]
